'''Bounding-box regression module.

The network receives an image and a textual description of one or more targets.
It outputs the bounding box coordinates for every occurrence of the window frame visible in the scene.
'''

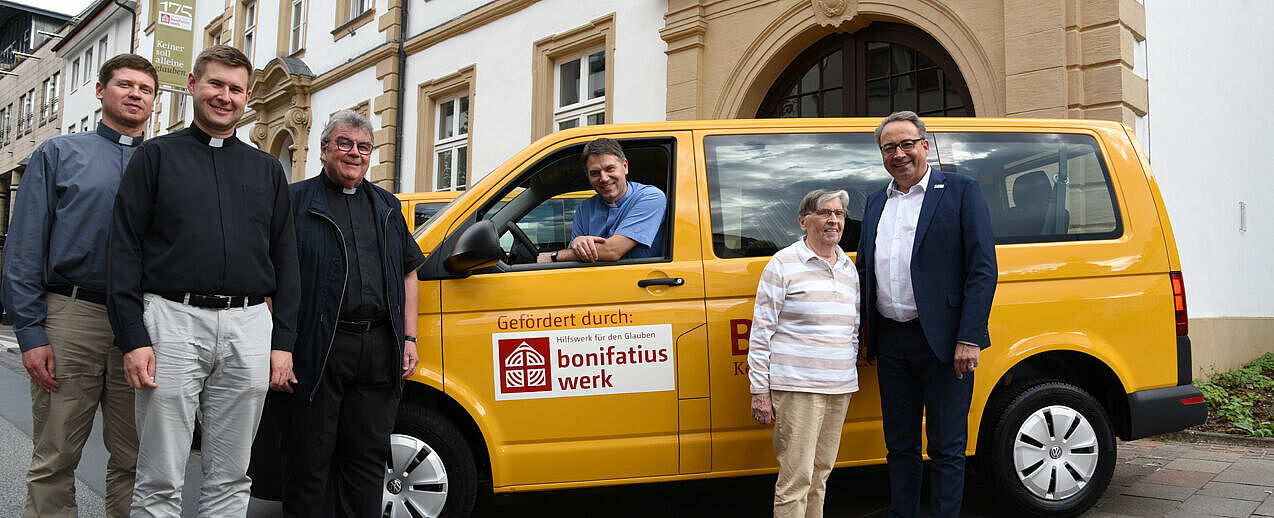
[70,58,80,92]
[433,93,470,192]
[552,49,606,132]
[98,36,109,65]
[757,23,975,118]
[240,0,257,60]
[289,0,306,54]
[83,48,93,86]
[416,64,475,192]
[531,14,614,139]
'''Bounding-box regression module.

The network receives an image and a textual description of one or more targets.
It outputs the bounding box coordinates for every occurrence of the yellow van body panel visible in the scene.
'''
[405,118,1197,496]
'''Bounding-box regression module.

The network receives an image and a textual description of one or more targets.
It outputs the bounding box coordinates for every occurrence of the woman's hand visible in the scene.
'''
[751,393,775,425]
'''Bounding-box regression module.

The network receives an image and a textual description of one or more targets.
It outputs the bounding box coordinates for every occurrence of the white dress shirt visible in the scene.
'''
[874,166,932,322]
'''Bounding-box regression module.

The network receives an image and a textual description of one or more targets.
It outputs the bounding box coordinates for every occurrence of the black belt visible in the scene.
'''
[47,285,106,305]
[336,318,388,333]
[162,292,266,310]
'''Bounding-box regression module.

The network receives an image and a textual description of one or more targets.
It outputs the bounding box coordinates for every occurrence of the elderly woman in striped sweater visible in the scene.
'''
[749,188,861,518]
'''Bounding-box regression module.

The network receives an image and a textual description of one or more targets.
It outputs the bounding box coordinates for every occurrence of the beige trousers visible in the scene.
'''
[771,390,852,518]
[26,292,136,518]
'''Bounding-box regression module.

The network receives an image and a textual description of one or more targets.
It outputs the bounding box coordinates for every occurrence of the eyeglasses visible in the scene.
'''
[811,208,846,219]
[880,137,925,155]
[332,137,373,156]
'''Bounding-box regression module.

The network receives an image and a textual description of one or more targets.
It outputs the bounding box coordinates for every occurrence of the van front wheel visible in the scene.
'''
[980,381,1116,517]
[383,406,477,518]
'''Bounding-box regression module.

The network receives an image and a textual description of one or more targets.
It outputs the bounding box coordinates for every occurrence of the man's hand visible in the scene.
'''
[536,252,554,263]
[123,347,158,389]
[402,341,419,379]
[270,350,297,392]
[569,236,607,263]
[22,345,59,392]
[954,343,980,380]
[751,393,775,426]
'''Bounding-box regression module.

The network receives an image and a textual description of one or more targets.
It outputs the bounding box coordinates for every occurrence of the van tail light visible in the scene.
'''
[1170,271,1188,336]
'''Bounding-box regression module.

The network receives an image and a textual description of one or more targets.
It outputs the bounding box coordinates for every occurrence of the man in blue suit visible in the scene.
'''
[856,111,997,518]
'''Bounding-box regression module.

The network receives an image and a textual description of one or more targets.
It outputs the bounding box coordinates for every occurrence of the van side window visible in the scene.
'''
[935,133,1121,243]
[415,202,450,228]
[704,132,893,257]
[478,138,674,267]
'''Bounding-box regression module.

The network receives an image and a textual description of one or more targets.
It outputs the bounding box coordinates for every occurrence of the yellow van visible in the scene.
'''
[382,118,1205,517]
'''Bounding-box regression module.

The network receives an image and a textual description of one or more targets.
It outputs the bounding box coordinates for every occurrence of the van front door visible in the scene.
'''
[438,134,707,488]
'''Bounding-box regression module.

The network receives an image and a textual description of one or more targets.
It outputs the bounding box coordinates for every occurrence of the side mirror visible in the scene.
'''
[444,220,506,273]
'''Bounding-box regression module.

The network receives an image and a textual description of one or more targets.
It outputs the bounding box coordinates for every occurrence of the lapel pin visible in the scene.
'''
[934,184,945,189]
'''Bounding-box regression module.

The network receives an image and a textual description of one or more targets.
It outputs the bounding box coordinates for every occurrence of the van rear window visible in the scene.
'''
[704,131,1122,259]
[935,132,1121,244]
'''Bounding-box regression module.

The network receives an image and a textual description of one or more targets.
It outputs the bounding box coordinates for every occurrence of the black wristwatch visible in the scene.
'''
[404,335,417,343]
[551,251,559,262]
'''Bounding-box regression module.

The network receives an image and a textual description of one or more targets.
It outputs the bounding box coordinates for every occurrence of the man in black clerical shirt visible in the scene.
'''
[106,45,299,517]
[277,110,423,516]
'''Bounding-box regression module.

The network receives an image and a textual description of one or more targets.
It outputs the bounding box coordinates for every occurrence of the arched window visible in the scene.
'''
[758,23,974,118]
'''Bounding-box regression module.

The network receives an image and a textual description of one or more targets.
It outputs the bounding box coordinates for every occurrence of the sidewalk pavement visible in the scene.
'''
[1086,438,1274,518]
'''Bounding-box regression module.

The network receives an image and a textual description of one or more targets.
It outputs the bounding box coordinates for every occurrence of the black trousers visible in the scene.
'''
[875,317,974,518]
[283,325,399,518]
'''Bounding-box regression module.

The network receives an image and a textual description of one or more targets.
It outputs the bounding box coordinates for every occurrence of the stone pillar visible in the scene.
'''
[369,55,399,189]
[1004,0,1146,124]
[661,1,707,121]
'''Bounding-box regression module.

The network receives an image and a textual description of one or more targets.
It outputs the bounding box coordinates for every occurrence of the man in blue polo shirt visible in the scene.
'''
[538,138,666,263]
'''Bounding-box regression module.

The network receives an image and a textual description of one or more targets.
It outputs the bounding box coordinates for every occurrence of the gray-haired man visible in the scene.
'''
[279,110,424,516]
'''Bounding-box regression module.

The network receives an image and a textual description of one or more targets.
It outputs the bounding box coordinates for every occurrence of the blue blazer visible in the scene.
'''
[856,168,998,362]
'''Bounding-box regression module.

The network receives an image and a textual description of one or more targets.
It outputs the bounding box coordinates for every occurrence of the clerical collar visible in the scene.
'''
[96,122,144,147]
[188,123,237,148]
[321,171,360,195]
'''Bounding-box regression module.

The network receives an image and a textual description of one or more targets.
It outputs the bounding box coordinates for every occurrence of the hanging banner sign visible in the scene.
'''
[153,0,197,89]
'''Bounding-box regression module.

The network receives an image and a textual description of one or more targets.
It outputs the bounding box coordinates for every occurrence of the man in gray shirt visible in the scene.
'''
[1,54,157,517]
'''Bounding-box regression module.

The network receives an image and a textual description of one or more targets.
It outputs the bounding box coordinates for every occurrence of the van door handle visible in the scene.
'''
[638,277,684,288]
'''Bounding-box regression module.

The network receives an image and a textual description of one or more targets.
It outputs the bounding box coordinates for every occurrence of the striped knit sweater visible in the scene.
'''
[748,238,860,395]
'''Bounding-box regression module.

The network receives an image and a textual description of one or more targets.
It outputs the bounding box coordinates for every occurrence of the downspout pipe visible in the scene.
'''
[115,0,137,53]
[392,0,409,193]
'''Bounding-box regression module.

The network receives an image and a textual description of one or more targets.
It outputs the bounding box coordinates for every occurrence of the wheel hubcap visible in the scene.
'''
[382,433,449,517]
[1012,404,1100,501]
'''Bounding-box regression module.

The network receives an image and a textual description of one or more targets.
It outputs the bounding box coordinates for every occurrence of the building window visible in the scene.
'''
[757,24,974,118]
[169,91,187,128]
[48,72,59,116]
[553,50,605,131]
[24,90,34,132]
[434,94,469,191]
[241,1,257,61]
[416,64,475,192]
[289,0,305,54]
[94,108,102,126]
[13,96,21,134]
[531,14,614,139]
[350,0,368,19]
[332,0,373,41]
[0,106,8,142]
[41,78,52,121]
[81,116,90,132]
[206,15,226,48]
[98,36,109,63]
[71,58,80,91]
[84,48,93,85]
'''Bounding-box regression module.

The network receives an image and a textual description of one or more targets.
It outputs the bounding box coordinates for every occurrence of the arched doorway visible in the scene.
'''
[274,134,294,177]
[757,23,973,118]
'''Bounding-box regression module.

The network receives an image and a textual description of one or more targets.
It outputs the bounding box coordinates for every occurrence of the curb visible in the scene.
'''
[1154,429,1274,448]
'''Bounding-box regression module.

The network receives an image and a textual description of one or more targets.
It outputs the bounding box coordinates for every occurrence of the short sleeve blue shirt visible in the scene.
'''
[570,180,667,259]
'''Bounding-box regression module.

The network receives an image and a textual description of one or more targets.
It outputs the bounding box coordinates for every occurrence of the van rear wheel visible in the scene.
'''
[383,406,477,518]
[980,381,1116,517]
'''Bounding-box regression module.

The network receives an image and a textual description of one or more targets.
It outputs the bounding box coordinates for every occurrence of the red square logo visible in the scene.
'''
[498,337,552,394]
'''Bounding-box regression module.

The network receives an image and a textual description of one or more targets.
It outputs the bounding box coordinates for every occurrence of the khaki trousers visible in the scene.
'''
[26,292,136,518]
[771,390,852,518]
[132,293,272,518]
